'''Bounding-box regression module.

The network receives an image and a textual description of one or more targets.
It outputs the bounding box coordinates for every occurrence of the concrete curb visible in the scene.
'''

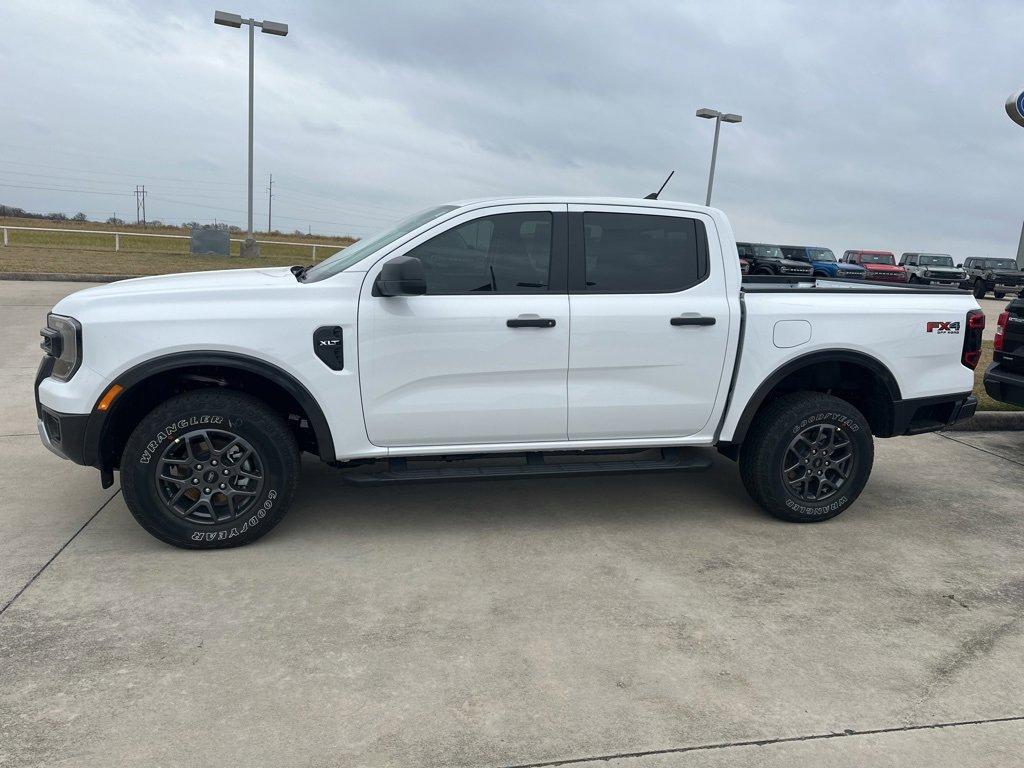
[945,410,1024,432]
[0,272,140,283]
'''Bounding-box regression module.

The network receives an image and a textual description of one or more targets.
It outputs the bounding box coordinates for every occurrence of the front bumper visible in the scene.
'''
[35,356,94,466]
[984,363,1024,407]
[920,276,967,287]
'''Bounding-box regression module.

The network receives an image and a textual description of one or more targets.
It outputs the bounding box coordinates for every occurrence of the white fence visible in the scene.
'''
[0,225,348,259]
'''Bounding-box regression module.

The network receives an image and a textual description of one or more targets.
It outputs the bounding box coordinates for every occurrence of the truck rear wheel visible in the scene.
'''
[739,392,873,523]
[121,390,300,549]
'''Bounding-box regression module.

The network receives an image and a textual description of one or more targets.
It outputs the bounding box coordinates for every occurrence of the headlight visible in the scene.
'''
[40,313,82,381]
[922,269,930,277]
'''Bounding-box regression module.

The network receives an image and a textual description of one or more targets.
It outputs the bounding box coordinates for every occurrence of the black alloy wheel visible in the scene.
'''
[781,423,854,503]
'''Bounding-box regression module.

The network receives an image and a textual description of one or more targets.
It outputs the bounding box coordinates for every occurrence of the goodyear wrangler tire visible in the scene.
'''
[739,391,873,523]
[121,390,300,549]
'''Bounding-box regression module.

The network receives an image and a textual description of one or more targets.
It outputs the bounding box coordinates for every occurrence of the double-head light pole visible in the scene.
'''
[696,108,742,207]
[214,11,288,247]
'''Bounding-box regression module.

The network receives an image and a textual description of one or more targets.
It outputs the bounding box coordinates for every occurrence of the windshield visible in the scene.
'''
[781,246,835,263]
[981,259,1018,270]
[919,254,954,267]
[754,245,784,259]
[857,253,895,265]
[303,205,458,281]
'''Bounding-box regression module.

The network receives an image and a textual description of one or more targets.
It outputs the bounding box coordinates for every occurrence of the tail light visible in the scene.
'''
[962,309,985,369]
[994,311,1009,351]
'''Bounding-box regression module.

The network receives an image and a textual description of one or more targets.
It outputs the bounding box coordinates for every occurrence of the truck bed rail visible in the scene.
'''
[741,274,968,294]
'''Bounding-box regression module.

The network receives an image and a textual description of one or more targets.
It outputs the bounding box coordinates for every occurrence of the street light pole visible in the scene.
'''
[247,18,254,237]
[214,11,288,251]
[696,108,742,207]
[705,114,722,207]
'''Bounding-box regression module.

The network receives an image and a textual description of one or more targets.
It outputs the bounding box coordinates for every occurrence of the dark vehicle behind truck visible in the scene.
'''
[962,257,1024,300]
[984,297,1024,407]
[736,242,812,276]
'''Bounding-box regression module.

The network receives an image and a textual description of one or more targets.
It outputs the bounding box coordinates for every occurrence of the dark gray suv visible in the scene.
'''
[961,257,1024,299]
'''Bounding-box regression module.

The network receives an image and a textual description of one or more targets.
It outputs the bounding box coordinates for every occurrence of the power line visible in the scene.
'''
[270,183,410,216]
[0,158,247,188]
[0,182,133,197]
[145,193,377,231]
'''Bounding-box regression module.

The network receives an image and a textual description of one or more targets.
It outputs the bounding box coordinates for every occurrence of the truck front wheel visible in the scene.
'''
[121,390,301,549]
[739,392,874,523]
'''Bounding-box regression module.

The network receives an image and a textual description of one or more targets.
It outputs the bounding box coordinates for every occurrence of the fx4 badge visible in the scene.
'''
[926,321,961,334]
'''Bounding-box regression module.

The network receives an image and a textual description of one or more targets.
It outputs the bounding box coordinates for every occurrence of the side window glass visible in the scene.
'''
[581,212,707,293]
[407,212,552,294]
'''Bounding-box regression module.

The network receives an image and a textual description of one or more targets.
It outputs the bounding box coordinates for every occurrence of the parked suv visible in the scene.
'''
[841,250,908,283]
[736,242,813,276]
[961,257,1024,299]
[781,246,865,279]
[984,297,1024,406]
[899,253,967,288]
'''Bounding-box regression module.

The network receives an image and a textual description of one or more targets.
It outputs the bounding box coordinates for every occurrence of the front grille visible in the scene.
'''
[869,271,904,281]
[780,266,812,275]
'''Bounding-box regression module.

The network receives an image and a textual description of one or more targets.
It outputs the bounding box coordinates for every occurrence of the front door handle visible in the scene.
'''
[507,317,556,328]
[670,315,716,327]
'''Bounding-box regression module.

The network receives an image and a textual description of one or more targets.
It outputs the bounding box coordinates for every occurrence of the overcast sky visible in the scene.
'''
[3,0,1023,257]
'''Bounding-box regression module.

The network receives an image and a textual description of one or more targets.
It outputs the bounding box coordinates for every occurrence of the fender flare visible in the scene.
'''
[727,349,902,445]
[85,351,335,465]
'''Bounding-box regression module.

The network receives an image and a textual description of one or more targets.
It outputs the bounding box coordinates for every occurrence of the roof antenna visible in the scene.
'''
[644,170,674,200]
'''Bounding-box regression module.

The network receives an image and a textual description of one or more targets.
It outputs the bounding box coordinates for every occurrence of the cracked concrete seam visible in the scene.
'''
[0,489,121,616]
[498,715,1024,768]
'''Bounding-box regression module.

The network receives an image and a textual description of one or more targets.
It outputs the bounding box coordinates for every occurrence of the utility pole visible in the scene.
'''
[134,185,147,226]
[267,173,273,232]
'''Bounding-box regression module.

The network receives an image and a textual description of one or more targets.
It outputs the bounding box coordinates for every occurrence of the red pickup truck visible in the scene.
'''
[841,250,909,283]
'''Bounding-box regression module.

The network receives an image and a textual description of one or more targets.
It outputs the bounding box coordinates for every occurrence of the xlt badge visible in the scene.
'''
[313,326,344,370]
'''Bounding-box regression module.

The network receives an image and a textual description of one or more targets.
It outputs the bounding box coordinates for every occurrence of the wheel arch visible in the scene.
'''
[727,349,903,446]
[86,351,335,469]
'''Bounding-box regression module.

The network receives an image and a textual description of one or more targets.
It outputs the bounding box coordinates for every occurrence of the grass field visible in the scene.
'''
[0,216,355,275]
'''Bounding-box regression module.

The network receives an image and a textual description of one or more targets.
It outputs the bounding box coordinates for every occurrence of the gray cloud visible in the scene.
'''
[2,0,1022,258]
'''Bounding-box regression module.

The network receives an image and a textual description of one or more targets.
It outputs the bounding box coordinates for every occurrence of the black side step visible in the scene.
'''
[340,448,713,486]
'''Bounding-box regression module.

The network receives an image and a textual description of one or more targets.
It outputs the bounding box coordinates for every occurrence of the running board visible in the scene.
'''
[340,448,712,486]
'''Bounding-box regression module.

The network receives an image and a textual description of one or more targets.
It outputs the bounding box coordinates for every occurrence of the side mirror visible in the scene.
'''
[375,256,426,296]
[957,263,963,268]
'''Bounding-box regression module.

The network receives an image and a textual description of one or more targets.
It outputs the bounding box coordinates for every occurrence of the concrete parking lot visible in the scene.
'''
[2,280,1023,767]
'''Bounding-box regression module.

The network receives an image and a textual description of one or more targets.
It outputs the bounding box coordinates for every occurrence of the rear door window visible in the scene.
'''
[580,212,708,293]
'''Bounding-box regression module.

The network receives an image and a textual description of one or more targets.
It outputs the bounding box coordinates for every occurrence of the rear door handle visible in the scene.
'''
[507,317,556,328]
[670,316,716,326]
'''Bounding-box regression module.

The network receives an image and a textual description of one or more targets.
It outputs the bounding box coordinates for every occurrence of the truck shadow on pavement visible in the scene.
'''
[276,451,764,541]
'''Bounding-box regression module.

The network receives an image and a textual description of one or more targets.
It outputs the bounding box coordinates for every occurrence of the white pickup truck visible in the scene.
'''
[36,197,983,548]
